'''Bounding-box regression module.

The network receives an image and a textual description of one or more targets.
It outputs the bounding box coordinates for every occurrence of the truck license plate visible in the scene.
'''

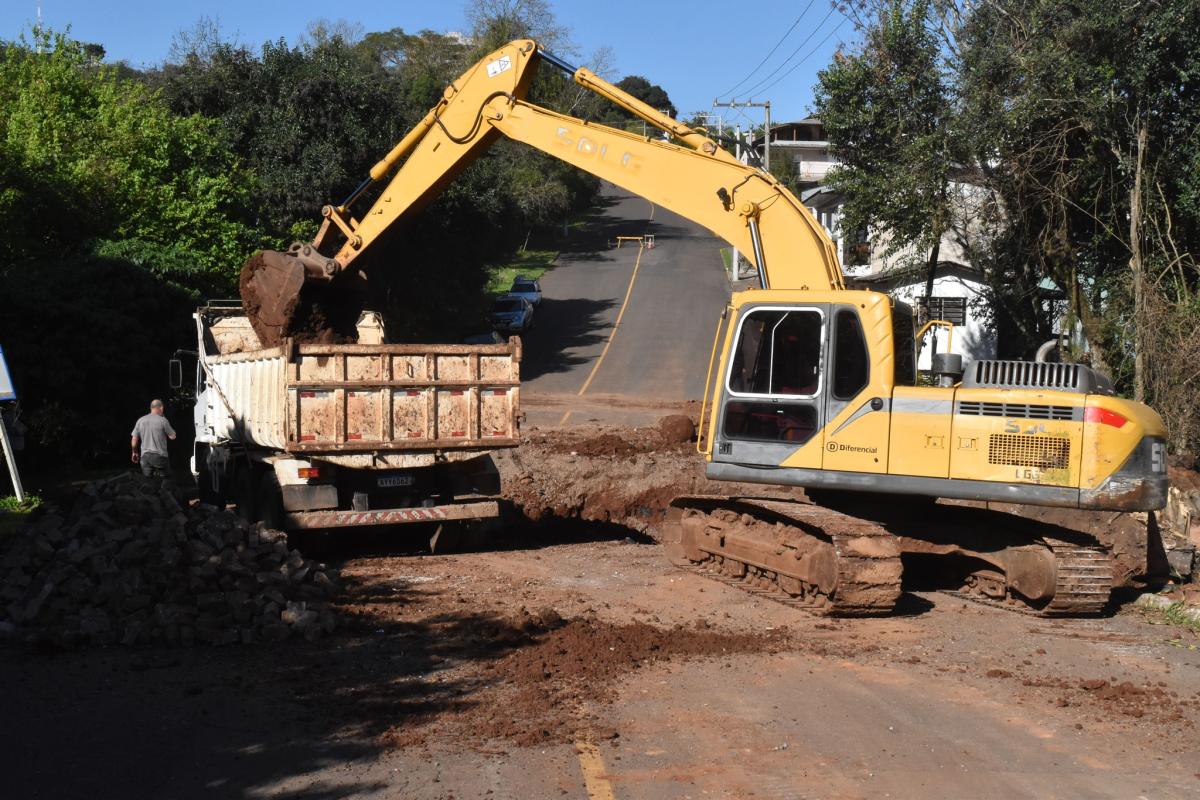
[377,474,415,488]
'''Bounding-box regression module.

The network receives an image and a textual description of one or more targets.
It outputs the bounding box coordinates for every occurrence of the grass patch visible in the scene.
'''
[0,494,40,513]
[1137,593,1200,634]
[719,247,732,272]
[1162,602,1200,632]
[485,249,558,296]
[0,494,40,538]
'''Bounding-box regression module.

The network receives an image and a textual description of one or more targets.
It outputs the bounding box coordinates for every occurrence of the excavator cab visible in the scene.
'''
[707,290,896,476]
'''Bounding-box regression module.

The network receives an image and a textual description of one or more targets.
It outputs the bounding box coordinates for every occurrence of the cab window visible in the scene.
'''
[727,309,822,397]
[723,308,823,445]
[832,309,869,399]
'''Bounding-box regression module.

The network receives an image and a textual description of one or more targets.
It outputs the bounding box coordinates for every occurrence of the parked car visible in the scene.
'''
[508,276,542,306]
[490,295,535,333]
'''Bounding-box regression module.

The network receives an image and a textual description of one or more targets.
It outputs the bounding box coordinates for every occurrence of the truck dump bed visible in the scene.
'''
[198,307,520,468]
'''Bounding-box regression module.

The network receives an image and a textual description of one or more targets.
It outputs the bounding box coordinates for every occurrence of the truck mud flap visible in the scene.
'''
[285,500,500,529]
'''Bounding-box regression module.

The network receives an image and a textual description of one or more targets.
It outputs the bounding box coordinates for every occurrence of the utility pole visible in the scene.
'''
[692,112,725,143]
[712,99,772,171]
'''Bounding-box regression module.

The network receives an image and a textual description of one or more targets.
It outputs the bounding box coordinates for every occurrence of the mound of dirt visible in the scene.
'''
[568,432,643,457]
[1169,464,1200,493]
[383,611,792,747]
[496,425,796,529]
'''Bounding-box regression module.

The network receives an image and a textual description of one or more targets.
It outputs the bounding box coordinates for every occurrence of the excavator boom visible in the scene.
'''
[240,40,842,347]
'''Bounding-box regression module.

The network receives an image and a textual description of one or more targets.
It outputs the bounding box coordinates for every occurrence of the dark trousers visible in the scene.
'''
[139,452,170,478]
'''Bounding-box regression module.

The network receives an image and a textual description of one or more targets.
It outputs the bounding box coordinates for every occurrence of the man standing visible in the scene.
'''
[131,399,176,478]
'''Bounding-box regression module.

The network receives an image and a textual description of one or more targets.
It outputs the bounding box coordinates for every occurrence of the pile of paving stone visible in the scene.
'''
[0,472,339,647]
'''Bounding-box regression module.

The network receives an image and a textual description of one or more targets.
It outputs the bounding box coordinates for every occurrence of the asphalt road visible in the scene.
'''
[522,183,733,426]
[8,537,1196,799]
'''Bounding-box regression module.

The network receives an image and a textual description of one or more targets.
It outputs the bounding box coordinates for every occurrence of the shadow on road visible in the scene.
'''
[0,571,573,799]
[520,296,617,381]
[0,504,666,799]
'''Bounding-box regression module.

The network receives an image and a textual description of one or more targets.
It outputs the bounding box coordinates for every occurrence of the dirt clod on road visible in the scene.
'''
[379,612,790,748]
[657,414,696,444]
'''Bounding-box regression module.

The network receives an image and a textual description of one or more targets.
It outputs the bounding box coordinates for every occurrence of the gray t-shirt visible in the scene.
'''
[131,413,176,457]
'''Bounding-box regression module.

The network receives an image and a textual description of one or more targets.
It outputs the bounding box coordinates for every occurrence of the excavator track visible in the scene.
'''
[942,539,1113,616]
[664,495,1118,618]
[663,497,903,616]
[1044,538,1114,614]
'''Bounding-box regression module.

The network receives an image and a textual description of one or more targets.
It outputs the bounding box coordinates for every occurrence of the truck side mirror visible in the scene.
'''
[168,358,183,390]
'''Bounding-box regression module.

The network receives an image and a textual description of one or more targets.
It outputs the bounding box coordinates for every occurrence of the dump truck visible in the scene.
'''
[178,301,520,544]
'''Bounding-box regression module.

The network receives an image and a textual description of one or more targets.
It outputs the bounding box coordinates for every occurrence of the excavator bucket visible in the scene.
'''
[239,247,364,348]
[240,250,307,348]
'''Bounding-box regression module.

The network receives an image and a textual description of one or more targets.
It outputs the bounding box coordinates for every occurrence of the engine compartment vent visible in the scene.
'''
[962,360,1111,395]
[988,434,1072,470]
[958,401,1077,420]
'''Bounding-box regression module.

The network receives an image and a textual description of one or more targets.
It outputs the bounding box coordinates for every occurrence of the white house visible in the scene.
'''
[754,119,1000,371]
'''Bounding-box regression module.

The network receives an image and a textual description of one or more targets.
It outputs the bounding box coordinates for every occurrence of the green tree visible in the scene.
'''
[768,150,799,192]
[814,0,959,317]
[820,1,1200,449]
[0,30,259,281]
[612,76,676,119]
[466,0,571,53]
[959,0,1200,400]
[0,30,257,464]
[156,34,410,238]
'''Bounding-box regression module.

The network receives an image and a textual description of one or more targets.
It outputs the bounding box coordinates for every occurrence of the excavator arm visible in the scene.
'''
[241,39,843,346]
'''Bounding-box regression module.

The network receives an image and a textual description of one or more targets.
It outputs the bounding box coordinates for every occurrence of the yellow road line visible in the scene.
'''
[576,741,617,800]
[577,244,644,396]
[557,409,574,427]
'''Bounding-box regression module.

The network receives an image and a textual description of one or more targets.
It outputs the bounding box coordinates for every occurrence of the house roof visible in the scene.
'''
[849,260,984,289]
[750,119,827,148]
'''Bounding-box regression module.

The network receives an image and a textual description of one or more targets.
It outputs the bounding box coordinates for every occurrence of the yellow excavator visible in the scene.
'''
[241,39,1168,615]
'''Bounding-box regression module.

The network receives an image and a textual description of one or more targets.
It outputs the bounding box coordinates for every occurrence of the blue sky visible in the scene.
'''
[4,1,855,123]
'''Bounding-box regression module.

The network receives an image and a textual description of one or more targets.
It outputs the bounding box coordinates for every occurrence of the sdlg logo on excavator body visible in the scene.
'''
[554,127,643,174]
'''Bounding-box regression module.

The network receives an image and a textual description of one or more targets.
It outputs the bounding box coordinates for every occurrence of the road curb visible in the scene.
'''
[1135,592,1200,624]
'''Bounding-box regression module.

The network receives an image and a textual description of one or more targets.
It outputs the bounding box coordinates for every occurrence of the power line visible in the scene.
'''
[713,100,771,170]
[753,19,847,97]
[714,0,817,101]
[736,5,839,99]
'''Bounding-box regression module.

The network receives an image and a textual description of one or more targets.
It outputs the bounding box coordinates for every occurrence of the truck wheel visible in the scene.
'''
[257,471,286,532]
[234,465,258,524]
[195,445,221,506]
[429,523,464,554]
